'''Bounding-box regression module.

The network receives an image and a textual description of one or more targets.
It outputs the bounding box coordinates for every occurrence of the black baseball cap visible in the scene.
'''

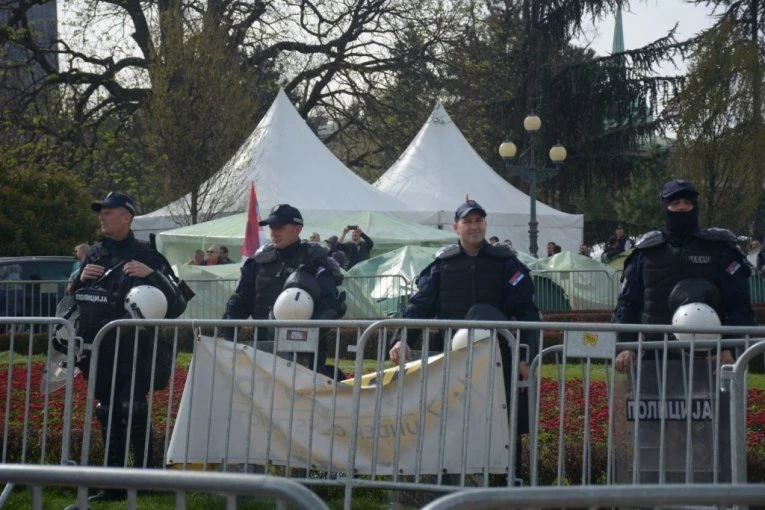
[660,179,699,200]
[259,204,304,227]
[454,200,487,221]
[91,191,136,216]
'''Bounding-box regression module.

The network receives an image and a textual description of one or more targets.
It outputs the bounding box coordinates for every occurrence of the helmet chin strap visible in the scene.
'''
[129,302,146,319]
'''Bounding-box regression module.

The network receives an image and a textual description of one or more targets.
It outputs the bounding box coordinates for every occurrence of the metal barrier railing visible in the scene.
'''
[532,270,617,311]
[0,317,78,508]
[4,272,765,322]
[341,274,412,318]
[0,464,329,509]
[3,316,765,509]
[722,340,765,484]
[420,484,765,510]
[0,281,69,332]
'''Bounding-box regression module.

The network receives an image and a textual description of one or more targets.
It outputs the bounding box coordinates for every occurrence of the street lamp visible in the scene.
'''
[498,114,566,258]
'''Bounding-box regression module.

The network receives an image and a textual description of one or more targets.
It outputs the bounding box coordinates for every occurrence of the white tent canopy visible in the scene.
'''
[132,89,413,239]
[374,103,584,252]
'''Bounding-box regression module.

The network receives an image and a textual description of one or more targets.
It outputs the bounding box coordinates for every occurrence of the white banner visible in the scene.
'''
[167,335,510,474]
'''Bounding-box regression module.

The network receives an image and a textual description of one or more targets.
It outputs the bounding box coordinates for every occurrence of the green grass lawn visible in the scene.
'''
[0,485,404,509]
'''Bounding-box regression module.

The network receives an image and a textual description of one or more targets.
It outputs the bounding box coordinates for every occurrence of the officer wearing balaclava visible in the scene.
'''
[612,179,756,373]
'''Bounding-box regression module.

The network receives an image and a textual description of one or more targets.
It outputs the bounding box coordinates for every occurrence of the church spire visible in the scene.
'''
[612,3,624,54]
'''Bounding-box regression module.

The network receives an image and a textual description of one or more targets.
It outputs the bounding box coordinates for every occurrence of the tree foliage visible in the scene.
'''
[670,17,765,232]
[0,162,95,256]
[1,0,453,220]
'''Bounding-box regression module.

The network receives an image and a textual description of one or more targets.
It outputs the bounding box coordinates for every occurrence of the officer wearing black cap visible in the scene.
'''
[70,191,187,500]
[223,203,346,375]
[388,199,539,477]
[613,179,756,373]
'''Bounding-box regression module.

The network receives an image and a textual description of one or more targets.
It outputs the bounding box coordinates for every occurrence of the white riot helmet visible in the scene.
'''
[273,287,314,320]
[671,302,721,340]
[451,328,492,351]
[124,285,168,319]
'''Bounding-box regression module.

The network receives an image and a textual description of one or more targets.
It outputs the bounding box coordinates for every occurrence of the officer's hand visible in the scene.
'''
[519,361,530,381]
[615,350,636,373]
[123,260,154,279]
[389,340,411,364]
[80,264,105,282]
[710,349,736,375]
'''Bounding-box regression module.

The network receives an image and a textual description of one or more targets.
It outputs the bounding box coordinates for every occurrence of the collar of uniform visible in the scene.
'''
[100,231,137,255]
[458,239,489,255]
[277,239,303,258]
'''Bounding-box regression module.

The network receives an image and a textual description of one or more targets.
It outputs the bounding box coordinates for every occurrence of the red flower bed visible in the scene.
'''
[0,361,187,464]
[2,363,764,480]
[535,378,765,452]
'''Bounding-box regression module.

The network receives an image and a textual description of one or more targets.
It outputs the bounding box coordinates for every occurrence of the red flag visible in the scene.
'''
[242,182,264,258]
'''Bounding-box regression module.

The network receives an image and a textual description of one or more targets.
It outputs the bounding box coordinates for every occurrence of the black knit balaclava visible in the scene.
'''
[662,191,699,240]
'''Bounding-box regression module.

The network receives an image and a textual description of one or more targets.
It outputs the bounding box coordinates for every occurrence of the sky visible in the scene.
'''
[577,0,721,75]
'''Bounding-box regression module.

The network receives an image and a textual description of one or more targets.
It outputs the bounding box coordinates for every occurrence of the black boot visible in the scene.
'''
[90,403,128,501]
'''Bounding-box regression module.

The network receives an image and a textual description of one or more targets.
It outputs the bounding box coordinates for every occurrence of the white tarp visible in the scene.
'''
[167,335,510,474]
[374,103,584,252]
[132,90,413,239]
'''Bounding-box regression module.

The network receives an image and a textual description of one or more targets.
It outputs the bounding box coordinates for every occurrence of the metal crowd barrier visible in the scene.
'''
[723,339,765,484]
[0,280,69,333]
[0,464,329,509]
[4,273,765,322]
[0,317,78,508]
[532,269,617,311]
[3,316,765,510]
[523,322,765,488]
[420,484,765,509]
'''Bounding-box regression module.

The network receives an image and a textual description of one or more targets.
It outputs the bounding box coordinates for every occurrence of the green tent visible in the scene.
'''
[157,211,457,266]
[525,251,618,311]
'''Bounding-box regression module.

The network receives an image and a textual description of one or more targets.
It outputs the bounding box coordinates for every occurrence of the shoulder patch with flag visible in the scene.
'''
[508,270,524,286]
[726,261,741,275]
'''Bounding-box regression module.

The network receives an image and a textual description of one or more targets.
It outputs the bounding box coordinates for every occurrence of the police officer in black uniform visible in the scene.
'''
[71,191,187,501]
[613,179,756,373]
[388,199,540,480]
[223,204,346,376]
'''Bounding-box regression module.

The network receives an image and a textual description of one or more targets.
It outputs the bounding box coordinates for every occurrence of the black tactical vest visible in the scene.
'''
[437,253,507,320]
[641,238,721,325]
[253,245,310,319]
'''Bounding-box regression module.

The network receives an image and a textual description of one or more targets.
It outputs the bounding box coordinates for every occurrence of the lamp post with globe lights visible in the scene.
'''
[498,114,566,258]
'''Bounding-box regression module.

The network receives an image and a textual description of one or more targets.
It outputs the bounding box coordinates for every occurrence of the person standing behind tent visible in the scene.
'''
[338,225,374,268]
[388,199,539,480]
[204,245,221,265]
[219,246,235,264]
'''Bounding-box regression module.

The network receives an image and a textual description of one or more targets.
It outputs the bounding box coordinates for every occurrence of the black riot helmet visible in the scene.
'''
[283,265,321,303]
[668,278,721,315]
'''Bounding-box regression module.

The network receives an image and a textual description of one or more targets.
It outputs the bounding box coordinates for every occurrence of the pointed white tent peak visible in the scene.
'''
[375,102,565,216]
[374,102,583,251]
[133,89,410,238]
